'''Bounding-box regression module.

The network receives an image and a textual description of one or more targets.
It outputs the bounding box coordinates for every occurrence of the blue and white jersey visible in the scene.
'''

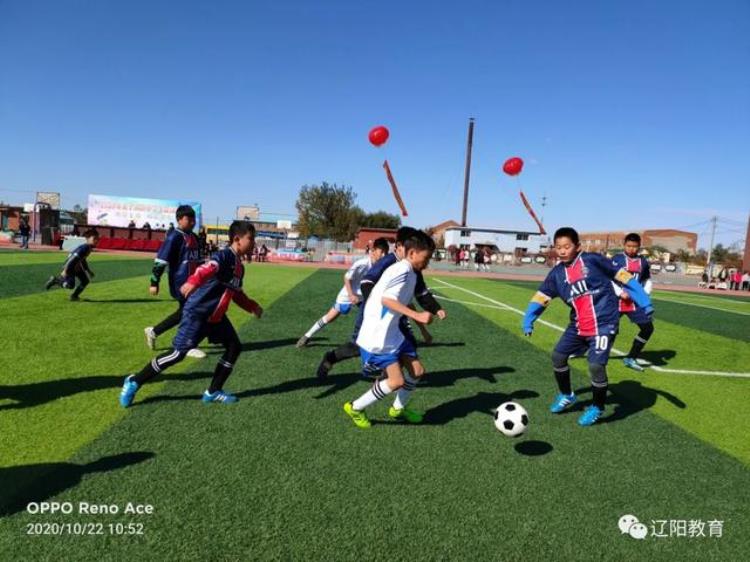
[356,260,417,354]
[335,257,372,305]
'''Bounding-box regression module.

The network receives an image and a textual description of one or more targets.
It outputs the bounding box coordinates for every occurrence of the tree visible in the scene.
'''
[295,182,360,242]
[675,249,691,263]
[360,210,401,230]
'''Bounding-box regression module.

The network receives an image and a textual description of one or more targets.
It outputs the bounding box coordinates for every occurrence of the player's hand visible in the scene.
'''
[149,286,159,296]
[252,303,264,319]
[436,309,447,320]
[415,311,433,325]
[522,319,534,336]
[620,289,630,300]
[644,305,654,317]
[349,295,360,305]
[180,282,197,298]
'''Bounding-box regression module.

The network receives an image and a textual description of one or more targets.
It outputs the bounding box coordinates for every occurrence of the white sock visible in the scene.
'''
[393,373,418,410]
[304,316,328,339]
[352,379,393,411]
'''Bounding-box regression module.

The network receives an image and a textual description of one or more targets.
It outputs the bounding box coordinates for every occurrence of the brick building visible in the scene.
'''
[579,229,697,254]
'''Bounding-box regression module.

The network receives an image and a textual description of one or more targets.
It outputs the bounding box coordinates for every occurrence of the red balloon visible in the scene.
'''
[368,125,390,147]
[502,157,524,176]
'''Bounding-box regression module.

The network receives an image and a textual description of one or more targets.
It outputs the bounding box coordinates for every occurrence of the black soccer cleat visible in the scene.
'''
[316,352,334,379]
[45,276,57,290]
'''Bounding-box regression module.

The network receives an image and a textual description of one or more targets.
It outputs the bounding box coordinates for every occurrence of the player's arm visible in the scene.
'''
[233,290,263,318]
[82,258,94,277]
[607,260,653,313]
[382,297,432,324]
[150,234,175,293]
[415,272,446,319]
[522,291,551,336]
[181,260,219,298]
[642,261,653,295]
[343,268,359,304]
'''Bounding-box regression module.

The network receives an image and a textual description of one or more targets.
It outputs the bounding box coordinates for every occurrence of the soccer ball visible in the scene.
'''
[494,402,529,437]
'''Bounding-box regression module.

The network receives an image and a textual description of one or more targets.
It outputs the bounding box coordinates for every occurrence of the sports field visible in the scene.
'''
[1,251,748,560]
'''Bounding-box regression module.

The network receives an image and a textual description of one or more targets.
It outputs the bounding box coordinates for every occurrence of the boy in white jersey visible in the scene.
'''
[296,238,389,348]
[344,231,436,428]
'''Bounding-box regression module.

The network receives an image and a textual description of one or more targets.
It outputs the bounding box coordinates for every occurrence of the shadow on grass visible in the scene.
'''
[570,379,686,424]
[241,337,299,352]
[638,349,677,366]
[422,389,538,426]
[80,298,163,304]
[514,440,553,456]
[0,372,211,411]
[0,452,155,518]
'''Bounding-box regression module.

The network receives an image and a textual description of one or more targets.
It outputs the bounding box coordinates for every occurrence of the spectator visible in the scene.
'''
[483,249,492,272]
[731,269,742,291]
[166,222,175,235]
[198,227,208,258]
[699,271,709,288]
[127,219,136,229]
[259,244,269,263]
[18,218,31,250]
[453,248,461,268]
[708,277,717,289]
[474,247,484,271]
[742,271,750,291]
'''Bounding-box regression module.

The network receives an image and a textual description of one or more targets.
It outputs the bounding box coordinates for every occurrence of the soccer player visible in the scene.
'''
[343,231,436,428]
[612,233,654,372]
[44,229,100,301]
[296,237,390,348]
[316,226,446,379]
[119,221,263,407]
[144,205,205,359]
[521,227,654,426]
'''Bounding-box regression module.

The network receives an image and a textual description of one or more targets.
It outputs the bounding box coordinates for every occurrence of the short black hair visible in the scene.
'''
[396,226,418,244]
[372,237,390,254]
[624,232,641,245]
[404,230,435,254]
[228,220,255,240]
[83,229,99,239]
[553,227,580,245]
[176,205,196,220]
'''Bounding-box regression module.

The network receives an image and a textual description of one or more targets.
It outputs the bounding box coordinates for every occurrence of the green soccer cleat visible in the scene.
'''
[388,406,424,424]
[343,402,371,429]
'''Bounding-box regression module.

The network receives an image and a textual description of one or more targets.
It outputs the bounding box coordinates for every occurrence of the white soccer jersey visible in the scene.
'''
[356,259,417,354]
[335,257,372,304]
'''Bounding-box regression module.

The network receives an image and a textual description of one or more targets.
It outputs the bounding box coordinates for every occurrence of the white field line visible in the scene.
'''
[432,278,750,379]
[651,296,750,316]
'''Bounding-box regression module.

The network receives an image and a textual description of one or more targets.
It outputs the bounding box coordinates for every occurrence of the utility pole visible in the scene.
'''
[705,215,718,275]
[461,118,475,227]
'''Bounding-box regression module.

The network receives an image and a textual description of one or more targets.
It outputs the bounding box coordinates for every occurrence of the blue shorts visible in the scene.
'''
[360,338,418,371]
[334,302,353,314]
[622,309,652,326]
[554,323,618,366]
[172,314,237,352]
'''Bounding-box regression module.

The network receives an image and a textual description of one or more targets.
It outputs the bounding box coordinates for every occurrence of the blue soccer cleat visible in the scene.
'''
[549,392,577,413]
[119,375,139,408]
[578,405,604,426]
[202,390,239,404]
[622,357,645,372]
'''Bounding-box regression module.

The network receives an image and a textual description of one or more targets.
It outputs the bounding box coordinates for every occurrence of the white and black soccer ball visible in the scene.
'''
[494,402,529,437]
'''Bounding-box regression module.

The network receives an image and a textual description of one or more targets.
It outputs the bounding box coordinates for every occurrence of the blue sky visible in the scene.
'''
[1,0,748,248]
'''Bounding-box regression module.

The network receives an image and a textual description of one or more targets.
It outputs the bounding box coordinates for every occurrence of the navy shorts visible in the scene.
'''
[172,314,237,352]
[554,323,618,366]
[622,309,652,326]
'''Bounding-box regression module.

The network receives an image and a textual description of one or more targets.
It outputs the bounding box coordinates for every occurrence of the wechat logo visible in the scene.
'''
[619,514,648,540]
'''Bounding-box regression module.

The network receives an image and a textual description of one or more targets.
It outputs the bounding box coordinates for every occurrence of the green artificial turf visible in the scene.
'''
[0,265,748,560]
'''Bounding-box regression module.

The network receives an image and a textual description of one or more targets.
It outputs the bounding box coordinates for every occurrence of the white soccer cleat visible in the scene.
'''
[144,327,157,350]
[187,348,207,359]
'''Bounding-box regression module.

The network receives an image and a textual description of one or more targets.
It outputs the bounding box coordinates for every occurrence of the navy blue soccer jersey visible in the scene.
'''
[154,228,201,300]
[612,253,652,313]
[182,246,244,322]
[361,252,429,300]
[63,243,94,273]
[534,252,634,336]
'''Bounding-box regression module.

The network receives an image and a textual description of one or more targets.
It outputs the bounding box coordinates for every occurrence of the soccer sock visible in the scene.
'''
[553,366,572,395]
[352,379,394,411]
[627,322,654,359]
[208,358,234,393]
[592,384,608,410]
[134,349,185,385]
[393,373,418,410]
[153,308,182,336]
[304,317,329,339]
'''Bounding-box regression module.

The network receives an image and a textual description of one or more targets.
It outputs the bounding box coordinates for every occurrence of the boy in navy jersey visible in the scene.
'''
[144,205,205,358]
[45,229,100,300]
[119,221,263,407]
[612,233,654,372]
[522,227,654,426]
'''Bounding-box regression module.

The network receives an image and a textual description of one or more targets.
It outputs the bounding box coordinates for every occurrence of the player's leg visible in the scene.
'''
[623,313,653,372]
[315,305,364,377]
[578,330,617,426]
[298,305,344,348]
[119,348,188,407]
[203,319,241,404]
[389,350,424,423]
[70,270,89,301]
[549,325,585,413]
[344,356,401,428]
